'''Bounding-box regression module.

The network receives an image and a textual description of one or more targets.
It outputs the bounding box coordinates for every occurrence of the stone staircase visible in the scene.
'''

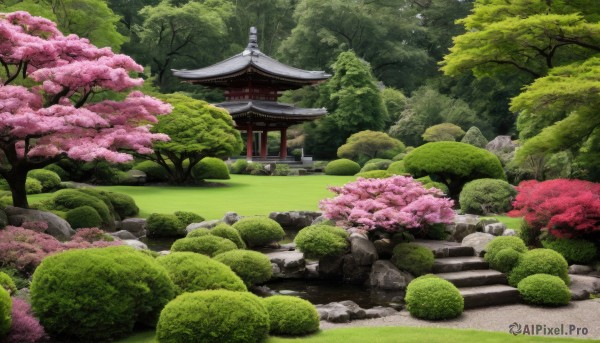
[414,239,520,309]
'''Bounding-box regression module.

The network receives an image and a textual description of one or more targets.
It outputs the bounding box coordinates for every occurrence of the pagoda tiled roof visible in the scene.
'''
[217,100,327,121]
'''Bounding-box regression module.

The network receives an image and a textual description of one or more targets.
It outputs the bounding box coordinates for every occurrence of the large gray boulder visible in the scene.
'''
[186,219,221,234]
[316,301,397,323]
[268,211,322,231]
[486,135,516,164]
[222,212,240,225]
[110,230,137,240]
[121,218,147,237]
[484,222,507,236]
[367,260,414,291]
[267,250,306,279]
[445,214,480,242]
[461,232,495,257]
[569,275,600,300]
[349,235,378,266]
[4,206,75,240]
[122,239,149,250]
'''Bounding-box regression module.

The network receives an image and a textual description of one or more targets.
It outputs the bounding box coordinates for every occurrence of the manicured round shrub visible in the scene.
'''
[157,252,246,294]
[146,213,184,237]
[324,159,361,176]
[391,243,435,276]
[174,211,204,227]
[133,160,169,182]
[105,192,139,218]
[156,290,269,343]
[30,247,175,341]
[387,160,406,175]
[460,126,488,148]
[263,296,319,336]
[230,159,248,174]
[192,157,230,180]
[493,248,522,273]
[65,205,103,229]
[459,178,517,215]
[28,169,61,192]
[25,178,42,194]
[211,223,246,249]
[171,236,238,257]
[508,249,570,287]
[360,159,393,172]
[0,286,10,338]
[416,176,450,195]
[541,238,598,265]
[187,228,211,238]
[294,225,349,259]
[0,272,16,295]
[214,250,272,286]
[517,274,571,306]
[484,236,528,271]
[43,164,69,180]
[355,170,393,179]
[233,217,285,248]
[51,189,113,228]
[405,277,464,320]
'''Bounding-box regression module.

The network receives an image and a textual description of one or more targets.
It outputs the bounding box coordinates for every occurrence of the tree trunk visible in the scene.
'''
[6,168,29,208]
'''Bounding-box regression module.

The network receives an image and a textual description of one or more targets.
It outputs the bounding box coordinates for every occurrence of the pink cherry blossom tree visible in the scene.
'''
[0,11,171,208]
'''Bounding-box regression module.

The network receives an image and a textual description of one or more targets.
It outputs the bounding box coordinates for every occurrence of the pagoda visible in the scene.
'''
[172,27,330,160]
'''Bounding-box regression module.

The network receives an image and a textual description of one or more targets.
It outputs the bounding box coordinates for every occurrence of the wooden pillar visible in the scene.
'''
[279,127,287,159]
[260,130,268,160]
[246,125,253,160]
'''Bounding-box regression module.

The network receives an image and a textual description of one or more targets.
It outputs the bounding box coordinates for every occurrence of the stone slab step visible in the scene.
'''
[413,239,475,258]
[436,269,507,287]
[459,285,521,309]
[432,256,489,273]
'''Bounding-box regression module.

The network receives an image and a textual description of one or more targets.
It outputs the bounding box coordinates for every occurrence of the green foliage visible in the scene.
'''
[156,252,246,294]
[508,249,570,287]
[360,159,393,172]
[30,247,175,341]
[404,142,505,198]
[192,157,230,180]
[0,286,10,338]
[233,217,286,248]
[387,161,406,175]
[214,250,273,286]
[355,170,394,179]
[484,236,527,272]
[230,159,249,174]
[43,163,69,181]
[170,236,238,257]
[0,268,28,290]
[49,189,114,228]
[337,131,404,161]
[146,213,185,238]
[65,206,103,229]
[422,123,465,142]
[492,248,522,273]
[325,159,361,176]
[0,272,16,295]
[211,223,246,249]
[415,176,450,195]
[459,178,517,215]
[294,225,349,260]
[25,178,42,194]
[382,88,408,126]
[541,238,598,265]
[405,277,464,320]
[156,290,269,343]
[186,228,211,238]
[461,126,488,148]
[273,164,291,176]
[173,211,204,227]
[391,243,435,276]
[105,192,139,218]
[517,274,571,306]
[133,161,169,182]
[262,295,320,336]
[28,169,61,192]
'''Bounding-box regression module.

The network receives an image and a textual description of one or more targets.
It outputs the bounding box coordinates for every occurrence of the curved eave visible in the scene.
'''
[216,101,327,122]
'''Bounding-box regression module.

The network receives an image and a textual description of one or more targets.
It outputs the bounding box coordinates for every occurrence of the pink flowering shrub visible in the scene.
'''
[319,176,455,233]
[0,226,120,274]
[6,298,47,343]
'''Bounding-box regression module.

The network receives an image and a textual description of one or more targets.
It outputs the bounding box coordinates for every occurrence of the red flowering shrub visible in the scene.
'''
[508,179,600,238]
[6,298,47,343]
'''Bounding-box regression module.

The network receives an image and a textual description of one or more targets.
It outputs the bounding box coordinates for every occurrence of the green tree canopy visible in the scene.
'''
[422,123,465,142]
[337,130,404,161]
[460,126,488,148]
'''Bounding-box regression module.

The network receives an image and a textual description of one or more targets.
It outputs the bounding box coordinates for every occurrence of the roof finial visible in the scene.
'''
[247,27,259,50]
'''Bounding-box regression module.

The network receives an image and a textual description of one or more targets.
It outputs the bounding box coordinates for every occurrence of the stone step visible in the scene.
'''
[432,256,489,273]
[459,285,521,309]
[413,239,475,258]
[435,269,507,288]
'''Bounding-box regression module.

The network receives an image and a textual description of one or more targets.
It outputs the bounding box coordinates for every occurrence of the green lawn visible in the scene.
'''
[118,327,596,343]
[484,215,523,231]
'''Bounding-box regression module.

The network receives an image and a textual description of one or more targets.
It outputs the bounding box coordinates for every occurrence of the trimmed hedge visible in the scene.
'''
[459,178,517,215]
[30,247,175,341]
[391,243,435,276]
[263,296,320,336]
[517,274,571,306]
[508,249,570,287]
[360,159,393,172]
[43,164,69,181]
[541,238,598,265]
[484,236,527,272]
[294,225,349,259]
[387,160,406,175]
[171,236,238,257]
[25,178,42,194]
[230,159,249,174]
[405,276,464,320]
[28,169,61,192]
[192,157,230,180]
[187,228,211,238]
[324,159,361,176]
[174,211,204,227]
[355,170,393,179]
[416,176,450,195]
[493,248,522,273]
[105,192,139,218]
[0,272,16,295]
[214,250,272,286]
[50,189,114,228]
[233,217,285,248]
[133,161,169,182]
[147,213,185,238]
[211,223,246,249]
[0,286,10,338]
[65,206,103,229]
[156,290,269,343]
[157,252,246,294]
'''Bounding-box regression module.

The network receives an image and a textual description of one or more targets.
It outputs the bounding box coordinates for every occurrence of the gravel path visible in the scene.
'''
[320,299,600,340]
